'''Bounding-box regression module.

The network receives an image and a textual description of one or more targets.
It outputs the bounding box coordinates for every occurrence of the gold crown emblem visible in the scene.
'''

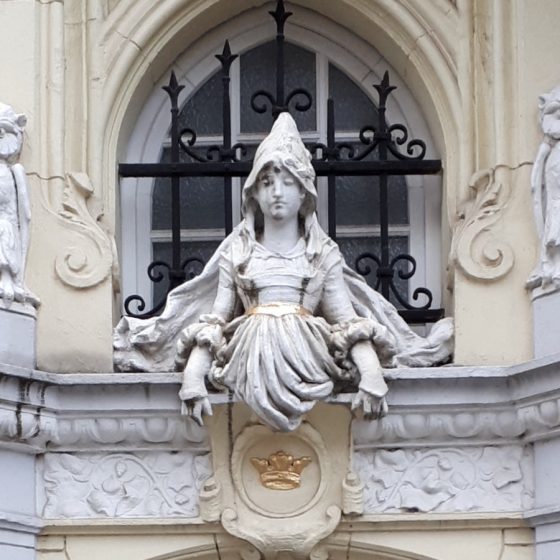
[251,450,312,490]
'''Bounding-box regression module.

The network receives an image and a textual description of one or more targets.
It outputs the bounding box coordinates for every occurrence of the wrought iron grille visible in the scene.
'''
[119,0,444,323]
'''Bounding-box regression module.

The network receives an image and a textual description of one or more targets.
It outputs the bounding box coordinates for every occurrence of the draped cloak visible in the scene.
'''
[114,224,453,374]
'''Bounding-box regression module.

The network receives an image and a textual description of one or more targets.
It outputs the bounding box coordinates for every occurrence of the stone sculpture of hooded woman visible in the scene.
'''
[114,113,453,432]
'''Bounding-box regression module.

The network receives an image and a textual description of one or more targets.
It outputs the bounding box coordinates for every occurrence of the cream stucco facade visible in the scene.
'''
[1,0,560,559]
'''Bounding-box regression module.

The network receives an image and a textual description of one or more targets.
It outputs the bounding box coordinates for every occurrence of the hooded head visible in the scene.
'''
[0,103,26,163]
[538,87,560,140]
[242,112,317,224]
[233,112,327,267]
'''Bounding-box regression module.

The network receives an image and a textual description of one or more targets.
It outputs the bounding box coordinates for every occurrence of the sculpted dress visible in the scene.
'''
[0,168,20,277]
[175,235,386,431]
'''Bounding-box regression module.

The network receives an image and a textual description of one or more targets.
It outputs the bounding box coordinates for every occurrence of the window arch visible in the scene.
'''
[120,6,442,316]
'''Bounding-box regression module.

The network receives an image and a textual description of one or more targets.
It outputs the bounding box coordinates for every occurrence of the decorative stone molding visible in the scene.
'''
[0,359,559,447]
[206,403,350,560]
[353,394,560,447]
[1,360,560,453]
[41,451,212,519]
[49,414,207,451]
[0,369,207,452]
[54,172,118,289]
[0,406,56,450]
[1,358,560,529]
[355,445,533,514]
[352,408,523,447]
[0,511,42,536]
[451,168,514,281]
[341,471,364,516]
[199,475,223,522]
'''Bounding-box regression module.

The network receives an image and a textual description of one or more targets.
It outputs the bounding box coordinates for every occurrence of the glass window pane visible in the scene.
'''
[178,71,223,135]
[152,148,225,230]
[152,241,221,305]
[240,41,316,133]
[335,175,408,227]
[337,235,409,307]
[329,64,378,131]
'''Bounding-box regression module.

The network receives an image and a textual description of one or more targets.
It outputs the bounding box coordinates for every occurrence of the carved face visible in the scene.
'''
[254,163,305,222]
[0,104,25,163]
[542,103,560,139]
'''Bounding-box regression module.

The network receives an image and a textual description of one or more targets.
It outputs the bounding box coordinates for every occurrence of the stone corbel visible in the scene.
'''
[450,168,514,282]
[199,475,223,522]
[341,471,364,515]
[54,172,119,290]
[204,402,351,560]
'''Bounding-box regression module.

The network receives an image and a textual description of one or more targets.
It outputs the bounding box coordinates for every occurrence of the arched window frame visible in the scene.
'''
[120,6,442,314]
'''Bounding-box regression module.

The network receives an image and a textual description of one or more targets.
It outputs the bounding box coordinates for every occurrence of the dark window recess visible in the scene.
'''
[119,0,443,323]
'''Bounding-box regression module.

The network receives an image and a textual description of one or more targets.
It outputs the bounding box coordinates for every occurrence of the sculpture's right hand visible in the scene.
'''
[179,345,214,425]
[181,396,212,426]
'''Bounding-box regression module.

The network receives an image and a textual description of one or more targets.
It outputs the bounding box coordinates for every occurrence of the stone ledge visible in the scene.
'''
[525,506,560,527]
[0,511,43,535]
[2,350,559,386]
[0,356,560,451]
[1,358,551,523]
[37,513,529,535]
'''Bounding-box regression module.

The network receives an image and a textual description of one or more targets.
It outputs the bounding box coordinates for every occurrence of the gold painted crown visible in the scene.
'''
[251,450,312,490]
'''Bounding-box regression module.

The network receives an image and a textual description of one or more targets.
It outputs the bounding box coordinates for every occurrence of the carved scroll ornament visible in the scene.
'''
[53,172,118,290]
[451,168,514,281]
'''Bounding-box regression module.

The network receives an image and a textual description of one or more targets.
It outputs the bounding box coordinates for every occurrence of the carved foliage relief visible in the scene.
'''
[54,172,118,290]
[41,451,211,518]
[355,445,533,513]
[451,168,514,282]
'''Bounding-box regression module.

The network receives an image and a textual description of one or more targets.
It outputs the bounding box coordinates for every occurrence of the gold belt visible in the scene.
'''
[246,303,312,317]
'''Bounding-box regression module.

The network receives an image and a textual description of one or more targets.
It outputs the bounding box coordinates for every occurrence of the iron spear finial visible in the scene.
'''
[216,40,238,74]
[269,0,293,34]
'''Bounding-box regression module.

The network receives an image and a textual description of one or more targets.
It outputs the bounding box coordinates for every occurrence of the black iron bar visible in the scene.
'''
[275,7,284,110]
[119,159,441,178]
[251,1,311,119]
[378,172,390,300]
[216,40,238,234]
[400,309,444,323]
[162,72,186,291]
[375,73,394,300]
[271,0,292,117]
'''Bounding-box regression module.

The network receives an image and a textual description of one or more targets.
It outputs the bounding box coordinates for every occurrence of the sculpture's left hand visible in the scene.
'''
[181,396,212,426]
[351,389,388,420]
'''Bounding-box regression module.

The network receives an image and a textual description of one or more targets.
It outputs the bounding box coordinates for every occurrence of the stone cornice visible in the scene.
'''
[1,354,560,452]
[0,511,43,535]
[37,512,529,535]
[524,505,560,528]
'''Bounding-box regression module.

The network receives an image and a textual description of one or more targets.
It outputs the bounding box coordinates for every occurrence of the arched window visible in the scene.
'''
[120,8,442,318]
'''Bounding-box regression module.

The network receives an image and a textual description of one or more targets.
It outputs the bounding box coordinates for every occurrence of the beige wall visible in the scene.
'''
[0,0,550,370]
